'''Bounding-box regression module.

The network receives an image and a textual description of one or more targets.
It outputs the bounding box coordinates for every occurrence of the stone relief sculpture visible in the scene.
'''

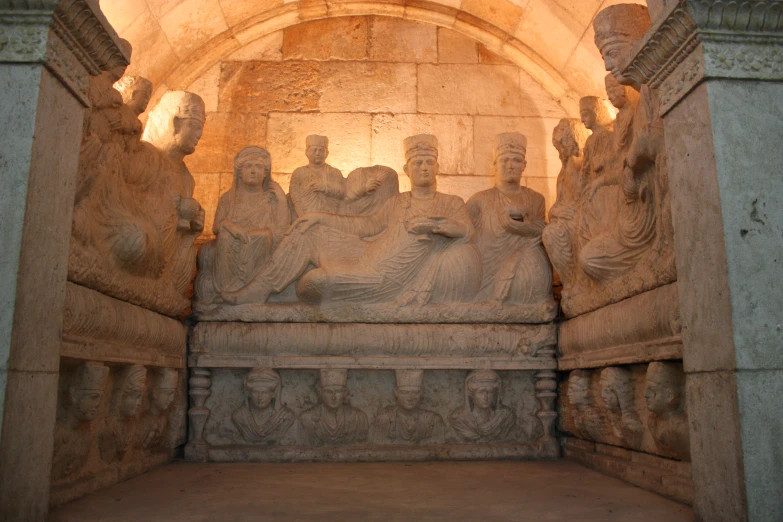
[467,133,552,305]
[449,370,517,443]
[195,147,291,307]
[599,367,644,448]
[579,96,617,195]
[645,362,690,461]
[565,370,608,442]
[137,368,179,454]
[343,165,400,216]
[289,135,346,216]
[370,370,445,445]
[298,370,369,446]
[542,119,589,288]
[52,362,110,482]
[232,368,295,444]
[99,364,147,464]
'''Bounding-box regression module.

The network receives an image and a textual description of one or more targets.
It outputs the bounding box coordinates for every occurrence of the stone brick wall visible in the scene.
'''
[181,16,569,240]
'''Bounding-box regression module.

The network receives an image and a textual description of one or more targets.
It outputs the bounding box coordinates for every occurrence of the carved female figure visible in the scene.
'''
[99,364,147,464]
[231,368,295,444]
[599,367,644,448]
[449,370,516,443]
[137,368,178,454]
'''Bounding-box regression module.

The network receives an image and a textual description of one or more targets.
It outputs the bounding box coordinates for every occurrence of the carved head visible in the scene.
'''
[234,146,272,190]
[149,368,178,413]
[403,134,439,188]
[567,370,594,410]
[319,369,348,412]
[68,362,109,422]
[579,96,614,131]
[107,39,133,83]
[142,91,206,159]
[466,370,501,411]
[599,367,635,414]
[552,118,589,162]
[114,75,153,115]
[116,364,147,419]
[604,73,627,109]
[492,132,527,186]
[245,368,282,411]
[593,4,651,84]
[394,370,424,412]
[305,135,329,166]
[645,362,685,415]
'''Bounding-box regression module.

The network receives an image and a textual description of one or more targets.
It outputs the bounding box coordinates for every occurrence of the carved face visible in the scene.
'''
[494,152,526,185]
[604,76,627,109]
[395,387,422,411]
[129,88,152,115]
[580,108,597,131]
[173,117,204,156]
[121,385,144,418]
[247,382,276,410]
[306,145,328,166]
[241,158,270,188]
[600,41,634,84]
[72,388,103,422]
[320,385,346,411]
[600,375,620,413]
[152,387,176,412]
[470,383,498,410]
[644,376,677,415]
[567,377,592,410]
[404,154,438,188]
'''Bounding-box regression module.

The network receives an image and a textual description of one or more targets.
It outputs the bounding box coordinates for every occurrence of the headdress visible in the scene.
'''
[142,91,206,146]
[320,369,348,388]
[494,132,527,157]
[464,370,501,411]
[152,368,178,390]
[245,368,281,388]
[74,361,109,391]
[403,134,438,161]
[120,364,147,391]
[593,4,651,51]
[114,75,153,105]
[306,135,329,148]
[234,146,271,174]
[395,370,424,389]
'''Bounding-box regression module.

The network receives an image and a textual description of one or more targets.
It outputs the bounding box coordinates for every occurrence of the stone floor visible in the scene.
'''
[50,460,693,521]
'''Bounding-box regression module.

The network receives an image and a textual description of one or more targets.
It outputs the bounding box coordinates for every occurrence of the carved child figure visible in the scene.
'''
[289,135,346,216]
[298,370,368,446]
[449,370,516,443]
[232,368,295,444]
[645,362,690,461]
[52,362,110,482]
[99,364,147,464]
[599,366,644,448]
[566,370,608,442]
[114,75,153,152]
[371,370,445,444]
[467,132,552,305]
[579,96,617,197]
[137,368,178,454]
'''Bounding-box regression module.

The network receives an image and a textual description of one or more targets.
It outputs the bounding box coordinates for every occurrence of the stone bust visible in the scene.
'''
[370,370,445,444]
[297,369,368,446]
[232,368,295,444]
[99,364,147,464]
[449,370,516,443]
[566,370,608,442]
[138,368,178,453]
[599,366,643,448]
[645,362,690,460]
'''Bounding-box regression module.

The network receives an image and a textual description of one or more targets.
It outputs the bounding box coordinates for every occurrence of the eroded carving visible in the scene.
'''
[232,368,295,444]
[645,362,690,460]
[370,370,445,444]
[99,364,147,464]
[137,368,178,454]
[449,370,517,443]
[599,367,644,448]
[565,370,607,442]
[297,370,369,446]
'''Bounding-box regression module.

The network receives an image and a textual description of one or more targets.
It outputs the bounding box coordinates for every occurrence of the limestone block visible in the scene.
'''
[473,116,562,179]
[514,1,582,69]
[319,62,417,113]
[371,114,473,175]
[461,0,524,34]
[437,28,478,64]
[218,0,285,27]
[436,175,494,202]
[478,45,514,65]
[218,61,320,113]
[123,11,179,89]
[185,64,220,112]
[368,18,437,63]
[100,1,148,33]
[561,26,607,97]
[550,0,605,24]
[265,113,372,174]
[282,17,368,61]
[227,31,283,61]
[158,0,229,59]
[147,0,188,19]
[185,112,268,173]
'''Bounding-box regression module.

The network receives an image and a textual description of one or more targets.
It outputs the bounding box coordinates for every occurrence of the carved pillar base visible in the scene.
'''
[185,368,212,462]
[535,370,559,459]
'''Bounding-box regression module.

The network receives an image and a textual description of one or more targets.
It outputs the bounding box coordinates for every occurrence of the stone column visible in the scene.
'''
[622,2,783,521]
[0,1,127,518]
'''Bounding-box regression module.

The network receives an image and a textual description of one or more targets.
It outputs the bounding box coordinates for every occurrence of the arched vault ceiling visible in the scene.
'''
[100,0,646,111]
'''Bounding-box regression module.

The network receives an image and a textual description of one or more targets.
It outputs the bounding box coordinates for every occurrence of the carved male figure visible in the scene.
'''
[222,134,481,307]
[114,75,153,151]
[449,370,516,443]
[467,132,552,305]
[289,135,346,216]
[371,370,445,444]
[232,368,295,444]
[599,366,644,448]
[645,362,690,460]
[298,370,368,446]
[566,370,608,442]
[542,119,589,287]
[195,146,291,305]
[138,368,179,454]
[579,96,617,197]
[52,362,110,481]
[99,364,147,463]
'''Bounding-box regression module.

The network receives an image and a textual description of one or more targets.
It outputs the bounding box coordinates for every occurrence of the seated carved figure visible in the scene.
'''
[297,370,368,446]
[232,368,295,444]
[99,365,147,464]
[449,370,516,443]
[113,75,153,153]
[195,147,291,305]
[566,370,608,442]
[52,362,110,482]
[222,134,481,307]
[645,362,690,461]
[137,368,178,454]
[289,135,346,216]
[467,133,552,305]
[542,119,589,287]
[599,367,643,449]
[371,370,445,444]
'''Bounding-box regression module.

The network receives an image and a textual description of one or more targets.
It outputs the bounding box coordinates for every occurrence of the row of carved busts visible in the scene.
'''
[562,361,689,461]
[52,361,181,483]
[210,368,521,446]
[193,132,554,311]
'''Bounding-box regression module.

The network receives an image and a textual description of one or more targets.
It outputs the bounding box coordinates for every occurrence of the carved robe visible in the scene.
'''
[99,417,138,464]
[51,421,93,482]
[289,163,345,216]
[231,404,295,444]
[649,412,690,461]
[467,187,551,304]
[370,407,445,444]
[449,405,516,443]
[297,404,368,446]
[136,412,171,454]
[542,155,584,286]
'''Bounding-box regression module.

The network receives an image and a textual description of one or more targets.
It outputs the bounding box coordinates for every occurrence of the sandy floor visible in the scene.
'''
[50,460,693,521]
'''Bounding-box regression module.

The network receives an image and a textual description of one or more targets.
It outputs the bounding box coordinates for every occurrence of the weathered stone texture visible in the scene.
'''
[186,112,268,173]
[461,0,524,34]
[319,62,417,113]
[158,0,230,59]
[473,116,561,180]
[437,28,478,64]
[228,32,283,61]
[283,17,368,61]
[218,61,320,113]
[368,18,437,63]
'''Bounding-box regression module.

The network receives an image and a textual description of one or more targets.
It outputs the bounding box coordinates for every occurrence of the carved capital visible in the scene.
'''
[622,0,783,115]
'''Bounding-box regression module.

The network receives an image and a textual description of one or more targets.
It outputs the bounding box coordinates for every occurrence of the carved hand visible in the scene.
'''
[431,219,467,238]
[309,181,328,194]
[406,217,439,235]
